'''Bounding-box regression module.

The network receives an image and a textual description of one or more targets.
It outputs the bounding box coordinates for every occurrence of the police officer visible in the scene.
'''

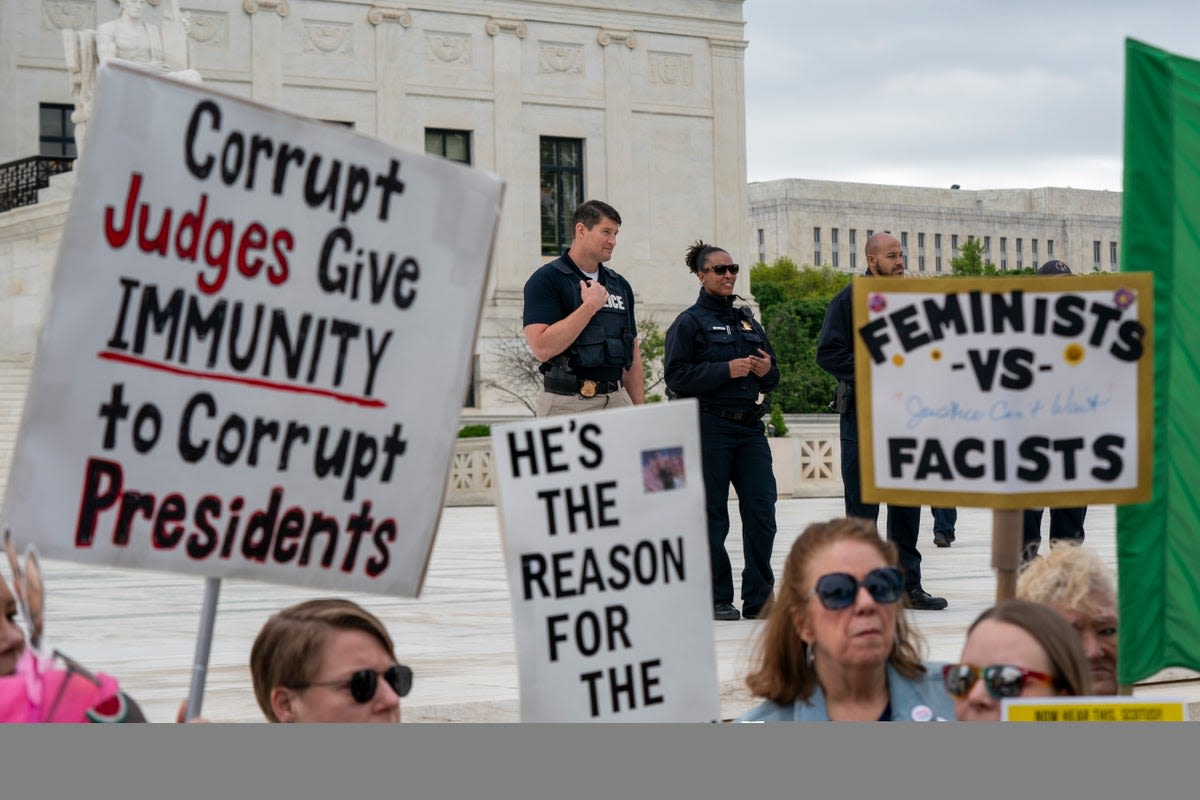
[816,232,948,610]
[523,200,645,417]
[1022,259,1087,562]
[665,240,779,622]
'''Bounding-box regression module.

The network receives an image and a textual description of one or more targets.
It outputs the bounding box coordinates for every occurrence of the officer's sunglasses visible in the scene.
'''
[703,264,740,276]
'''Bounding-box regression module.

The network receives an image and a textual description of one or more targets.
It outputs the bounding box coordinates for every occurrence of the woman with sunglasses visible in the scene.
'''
[947,599,1090,721]
[250,598,412,723]
[664,240,781,623]
[737,517,954,721]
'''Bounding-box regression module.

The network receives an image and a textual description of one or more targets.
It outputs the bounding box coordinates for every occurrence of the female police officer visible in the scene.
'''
[664,241,780,621]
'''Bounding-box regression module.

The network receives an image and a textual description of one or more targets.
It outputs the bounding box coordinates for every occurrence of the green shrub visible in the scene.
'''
[768,403,789,437]
[457,423,492,438]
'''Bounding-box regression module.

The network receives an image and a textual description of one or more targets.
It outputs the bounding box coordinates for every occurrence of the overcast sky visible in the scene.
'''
[742,0,1200,192]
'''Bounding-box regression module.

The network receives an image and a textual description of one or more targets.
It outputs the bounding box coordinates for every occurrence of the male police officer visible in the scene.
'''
[523,200,645,416]
[816,232,948,610]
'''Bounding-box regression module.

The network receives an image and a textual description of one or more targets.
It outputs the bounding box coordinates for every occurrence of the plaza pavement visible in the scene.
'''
[32,497,1200,722]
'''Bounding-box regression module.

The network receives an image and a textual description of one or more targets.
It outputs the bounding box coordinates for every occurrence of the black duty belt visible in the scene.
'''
[700,403,767,425]
[544,375,623,397]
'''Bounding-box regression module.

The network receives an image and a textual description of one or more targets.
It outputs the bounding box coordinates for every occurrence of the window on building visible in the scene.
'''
[831,228,839,268]
[39,103,77,158]
[900,232,908,250]
[814,226,821,266]
[1000,237,1007,270]
[540,137,584,256]
[1016,238,1023,269]
[1032,239,1039,263]
[849,229,857,270]
[1047,239,1054,257]
[757,228,765,264]
[983,235,991,263]
[1093,240,1102,268]
[951,233,959,255]
[1110,241,1118,270]
[934,233,942,272]
[426,128,472,164]
[866,229,874,239]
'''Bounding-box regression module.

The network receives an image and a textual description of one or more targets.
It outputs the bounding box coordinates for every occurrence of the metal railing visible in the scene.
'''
[0,155,75,213]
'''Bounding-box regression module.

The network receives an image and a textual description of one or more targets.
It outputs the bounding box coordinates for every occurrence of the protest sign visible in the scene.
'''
[854,274,1153,509]
[0,64,505,597]
[493,401,721,722]
[1002,696,1190,722]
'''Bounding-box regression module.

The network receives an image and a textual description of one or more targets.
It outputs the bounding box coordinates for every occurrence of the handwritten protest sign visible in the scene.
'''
[854,274,1153,509]
[0,64,504,597]
[1002,696,1190,722]
[493,401,721,722]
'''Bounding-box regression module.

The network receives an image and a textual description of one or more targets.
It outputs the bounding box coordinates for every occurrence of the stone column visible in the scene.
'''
[709,37,750,270]
[486,17,527,306]
[597,29,637,242]
[369,5,411,145]
[243,0,288,105]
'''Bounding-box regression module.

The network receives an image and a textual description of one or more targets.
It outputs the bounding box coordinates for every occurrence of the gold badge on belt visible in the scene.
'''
[740,319,753,331]
[580,380,598,398]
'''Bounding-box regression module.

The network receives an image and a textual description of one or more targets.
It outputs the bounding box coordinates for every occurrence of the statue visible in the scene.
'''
[63,0,202,155]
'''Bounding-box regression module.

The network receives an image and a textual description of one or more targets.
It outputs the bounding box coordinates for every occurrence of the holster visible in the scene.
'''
[830,380,854,414]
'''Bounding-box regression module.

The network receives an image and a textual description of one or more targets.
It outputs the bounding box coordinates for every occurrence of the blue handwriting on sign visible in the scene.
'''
[905,396,985,430]
[1051,387,1111,416]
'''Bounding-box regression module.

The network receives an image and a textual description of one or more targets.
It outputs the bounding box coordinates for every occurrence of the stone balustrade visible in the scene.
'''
[444,414,843,506]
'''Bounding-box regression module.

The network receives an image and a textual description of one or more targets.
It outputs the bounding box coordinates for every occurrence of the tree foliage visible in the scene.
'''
[638,317,666,403]
[950,237,995,276]
[762,297,838,414]
[744,258,851,413]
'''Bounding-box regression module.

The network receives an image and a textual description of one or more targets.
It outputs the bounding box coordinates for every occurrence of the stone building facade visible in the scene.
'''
[749,178,1122,276]
[1,0,751,413]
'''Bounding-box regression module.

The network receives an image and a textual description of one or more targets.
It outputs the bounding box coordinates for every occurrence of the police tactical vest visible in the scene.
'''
[548,257,634,374]
[683,299,769,406]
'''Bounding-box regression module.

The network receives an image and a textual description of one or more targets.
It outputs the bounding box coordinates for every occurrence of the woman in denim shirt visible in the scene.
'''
[737,518,954,722]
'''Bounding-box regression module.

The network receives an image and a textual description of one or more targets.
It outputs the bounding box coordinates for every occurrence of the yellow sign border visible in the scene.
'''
[854,273,1154,509]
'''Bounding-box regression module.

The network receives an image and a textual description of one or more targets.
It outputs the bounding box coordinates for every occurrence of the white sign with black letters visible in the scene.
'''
[493,401,721,722]
[0,64,504,596]
[855,273,1153,509]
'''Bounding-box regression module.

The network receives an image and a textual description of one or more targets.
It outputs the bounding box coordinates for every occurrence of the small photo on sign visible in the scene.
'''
[641,447,686,492]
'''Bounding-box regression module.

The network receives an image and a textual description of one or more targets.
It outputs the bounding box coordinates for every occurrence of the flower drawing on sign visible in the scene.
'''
[1064,343,1085,366]
[892,354,905,367]
[869,293,887,313]
[1113,288,1136,310]
[641,447,686,492]
[930,348,942,361]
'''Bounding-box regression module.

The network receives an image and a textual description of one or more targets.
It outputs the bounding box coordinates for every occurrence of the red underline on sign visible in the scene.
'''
[97,351,387,408]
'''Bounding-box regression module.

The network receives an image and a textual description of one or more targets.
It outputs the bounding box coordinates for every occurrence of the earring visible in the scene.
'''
[805,644,815,669]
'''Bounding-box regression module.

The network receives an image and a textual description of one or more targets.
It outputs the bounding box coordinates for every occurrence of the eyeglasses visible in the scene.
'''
[808,566,904,610]
[703,264,740,276]
[941,663,1054,700]
[297,664,413,703]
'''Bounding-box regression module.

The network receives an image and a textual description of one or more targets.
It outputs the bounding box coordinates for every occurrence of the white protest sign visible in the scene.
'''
[493,401,721,722]
[0,64,504,596]
[854,273,1153,509]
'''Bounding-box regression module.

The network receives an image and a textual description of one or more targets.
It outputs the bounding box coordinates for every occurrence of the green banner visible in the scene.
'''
[1118,38,1200,685]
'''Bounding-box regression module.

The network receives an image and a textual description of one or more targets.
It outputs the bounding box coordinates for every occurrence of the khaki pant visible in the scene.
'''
[535,388,634,417]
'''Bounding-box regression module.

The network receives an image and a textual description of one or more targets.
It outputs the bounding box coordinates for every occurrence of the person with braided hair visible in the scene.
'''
[665,240,780,621]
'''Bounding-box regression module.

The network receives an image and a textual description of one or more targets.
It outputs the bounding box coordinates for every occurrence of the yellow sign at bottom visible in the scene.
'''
[1002,696,1189,722]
